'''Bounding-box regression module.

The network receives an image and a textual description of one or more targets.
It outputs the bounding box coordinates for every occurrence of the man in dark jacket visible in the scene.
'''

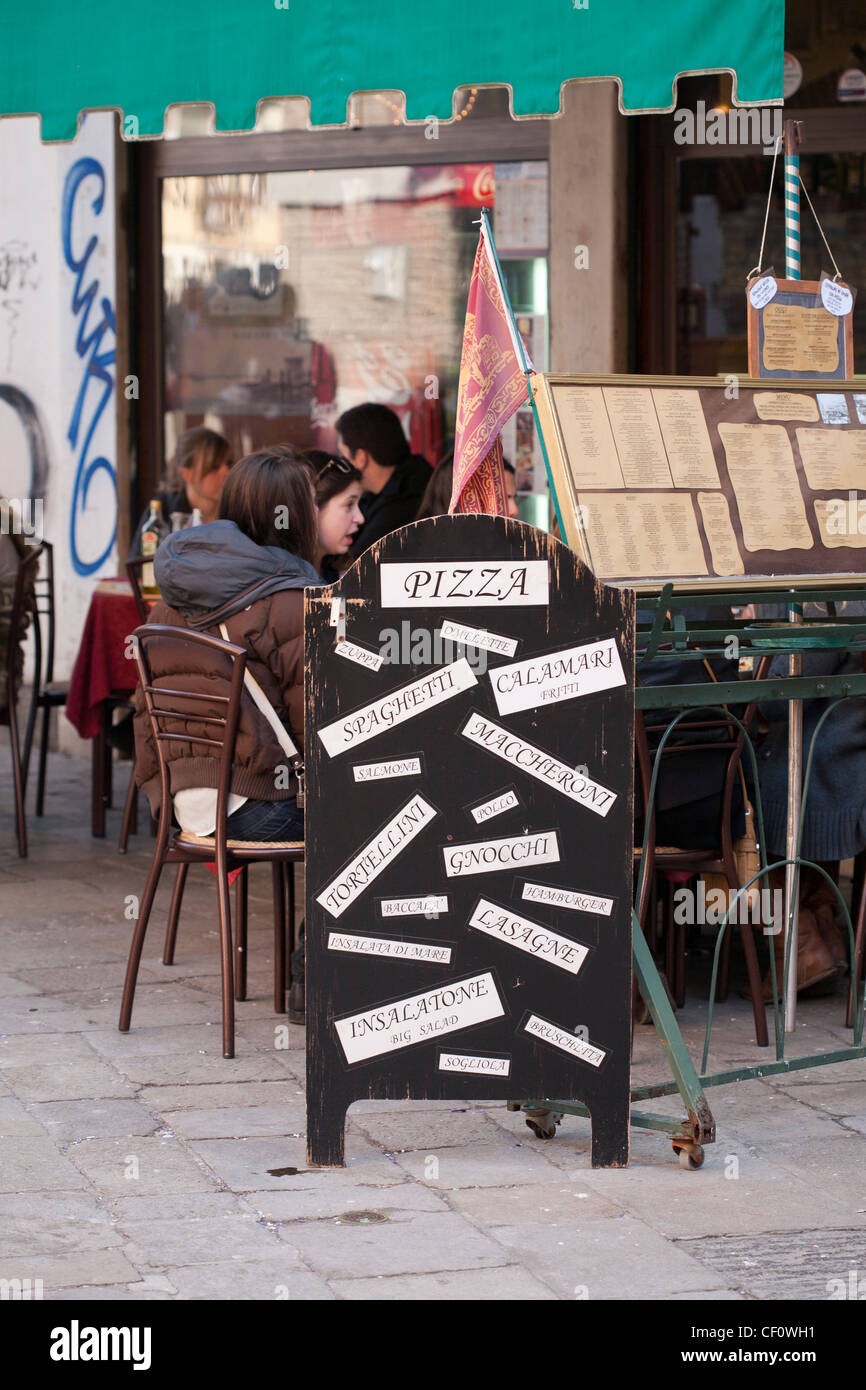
[336,403,432,558]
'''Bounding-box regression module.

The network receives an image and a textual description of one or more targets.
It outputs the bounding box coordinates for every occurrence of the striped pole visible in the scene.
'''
[783,117,803,1032]
[783,120,801,281]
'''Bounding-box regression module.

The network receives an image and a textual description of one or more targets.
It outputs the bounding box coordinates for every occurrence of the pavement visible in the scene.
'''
[2,746,866,1302]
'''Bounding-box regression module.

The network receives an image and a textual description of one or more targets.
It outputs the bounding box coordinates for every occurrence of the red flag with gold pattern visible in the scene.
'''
[449,216,531,514]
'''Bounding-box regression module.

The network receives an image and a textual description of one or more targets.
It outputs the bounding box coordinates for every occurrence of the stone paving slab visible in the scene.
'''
[0,1191,122,1257]
[67,1135,218,1197]
[488,1215,738,1300]
[244,1178,451,1223]
[328,1266,557,1300]
[163,1260,334,1301]
[189,1134,388,1191]
[276,1210,510,1279]
[392,1142,565,1189]
[0,1059,136,1103]
[119,1214,293,1270]
[139,1081,303,1111]
[29,1098,159,1141]
[0,1136,92,1193]
[159,1104,308,1140]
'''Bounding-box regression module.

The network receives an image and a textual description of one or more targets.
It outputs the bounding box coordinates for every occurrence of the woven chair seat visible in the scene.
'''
[176,830,304,852]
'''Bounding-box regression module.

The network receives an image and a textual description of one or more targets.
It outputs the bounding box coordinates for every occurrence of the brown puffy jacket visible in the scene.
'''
[133,589,305,818]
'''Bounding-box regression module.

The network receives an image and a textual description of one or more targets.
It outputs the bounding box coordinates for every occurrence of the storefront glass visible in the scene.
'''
[676,152,866,377]
[161,159,549,494]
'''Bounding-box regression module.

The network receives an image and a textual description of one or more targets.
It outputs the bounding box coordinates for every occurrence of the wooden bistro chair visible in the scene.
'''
[118,625,304,1058]
[118,556,153,853]
[2,542,42,857]
[634,656,772,1048]
[26,542,70,819]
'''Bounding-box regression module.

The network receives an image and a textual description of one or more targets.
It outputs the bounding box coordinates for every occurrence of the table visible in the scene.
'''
[66,579,144,837]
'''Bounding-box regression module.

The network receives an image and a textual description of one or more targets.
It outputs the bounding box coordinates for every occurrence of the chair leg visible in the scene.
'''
[119,852,167,1031]
[235,867,248,1002]
[273,862,286,1014]
[9,696,27,858]
[35,703,50,817]
[717,924,732,1001]
[163,863,189,965]
[286,863,296,989]
[118,767,138,854]
[846,864,866,1029]
[214,855,235,1059]
[739,922,768,1048]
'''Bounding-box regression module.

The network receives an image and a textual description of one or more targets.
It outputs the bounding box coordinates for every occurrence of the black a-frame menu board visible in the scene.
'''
[304,514,634,1168]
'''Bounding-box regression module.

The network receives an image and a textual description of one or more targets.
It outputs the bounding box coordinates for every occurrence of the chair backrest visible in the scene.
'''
[1,541,43,716]
[132,624,247,858]
[31,540,54,686]
[126,556,151,624]
[635,654,772,856]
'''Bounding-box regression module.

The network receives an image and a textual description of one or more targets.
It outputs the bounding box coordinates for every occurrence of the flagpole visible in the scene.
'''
[478,209,567,540]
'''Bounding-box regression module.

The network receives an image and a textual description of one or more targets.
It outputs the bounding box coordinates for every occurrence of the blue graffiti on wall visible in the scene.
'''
[61,157,117,576]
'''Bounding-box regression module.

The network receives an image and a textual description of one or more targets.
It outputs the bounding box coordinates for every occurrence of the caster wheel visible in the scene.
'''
[525,1109,563,1140]
[675,1144,704,1169]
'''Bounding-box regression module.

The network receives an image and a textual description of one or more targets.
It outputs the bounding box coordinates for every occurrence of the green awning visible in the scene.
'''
[2,0,783,142]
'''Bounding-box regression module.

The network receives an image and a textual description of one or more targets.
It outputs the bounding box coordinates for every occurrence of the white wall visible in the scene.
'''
[0,112,118,712]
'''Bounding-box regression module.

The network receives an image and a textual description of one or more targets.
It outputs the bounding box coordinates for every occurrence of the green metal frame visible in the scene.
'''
[515,590,866,1162]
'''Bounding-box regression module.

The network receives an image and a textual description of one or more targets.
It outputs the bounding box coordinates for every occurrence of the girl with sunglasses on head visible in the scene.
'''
[305,450,365,582]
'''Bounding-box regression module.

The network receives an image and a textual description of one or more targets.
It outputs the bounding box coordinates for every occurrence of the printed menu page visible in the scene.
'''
[718,423,812,551]
[814,500,866,549]
[761,303,839,374]
[698,492,745,575]
[754,391,820,423]
[602,387,673,488]
[555,386,624,489]
[581,492,708,580]
[652,388,719,489]
[796,429,866,491]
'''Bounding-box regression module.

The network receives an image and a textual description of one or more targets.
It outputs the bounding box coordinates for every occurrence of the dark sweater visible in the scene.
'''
[350,454,432,558]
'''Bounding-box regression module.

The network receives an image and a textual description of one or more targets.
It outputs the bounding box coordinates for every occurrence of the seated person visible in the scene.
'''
[335,403,431,557]
[130,427,232,556]
[755,601,866,992]
[416,455,521,520]
[305,450,365,582]
[132,445,321,845]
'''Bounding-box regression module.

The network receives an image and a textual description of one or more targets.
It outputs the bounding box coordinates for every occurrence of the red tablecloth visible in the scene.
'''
[66,580,143,738]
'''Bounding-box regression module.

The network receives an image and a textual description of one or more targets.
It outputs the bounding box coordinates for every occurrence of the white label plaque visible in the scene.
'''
[354,757,422,783]
[439,620,518,659]
[438,1052,511,1077]
[471,789,520,824]
[334,640,383,672]
[335,972,505,1064]
[489,638,626,716]
[380,561,548,608]
[461,711,617,818]
[443,830,560,878]
[318,659,477,757]
[327,933,452,964]
[317,795,437,918]
[522,882,615,916]
[468,899,589,975]
[524,1013,607,1068]
[381,895,449,918]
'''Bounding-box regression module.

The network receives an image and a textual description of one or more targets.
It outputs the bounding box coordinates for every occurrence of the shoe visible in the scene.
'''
[288,980,305,1025]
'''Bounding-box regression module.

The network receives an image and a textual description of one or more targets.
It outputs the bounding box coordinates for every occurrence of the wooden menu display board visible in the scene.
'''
[746,279,854,381]
[533,373,866,593]
[304,514,634,1169]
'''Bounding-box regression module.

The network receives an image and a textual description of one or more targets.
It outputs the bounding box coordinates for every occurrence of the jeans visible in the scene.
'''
[225,796,304,843]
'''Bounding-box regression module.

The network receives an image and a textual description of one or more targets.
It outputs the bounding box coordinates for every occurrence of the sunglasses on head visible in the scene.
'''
[318,456,355,477]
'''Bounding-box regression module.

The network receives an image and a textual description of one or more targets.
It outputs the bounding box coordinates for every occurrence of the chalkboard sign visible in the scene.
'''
[304,515,634,1168]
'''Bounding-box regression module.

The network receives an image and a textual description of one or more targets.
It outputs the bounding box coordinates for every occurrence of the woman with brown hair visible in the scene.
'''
[305,449,365,581]
[133,444,321,844]
[129,426,233,556]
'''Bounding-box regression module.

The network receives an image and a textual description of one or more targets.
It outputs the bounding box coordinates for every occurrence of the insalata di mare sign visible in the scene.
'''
[304,514,634,1168]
